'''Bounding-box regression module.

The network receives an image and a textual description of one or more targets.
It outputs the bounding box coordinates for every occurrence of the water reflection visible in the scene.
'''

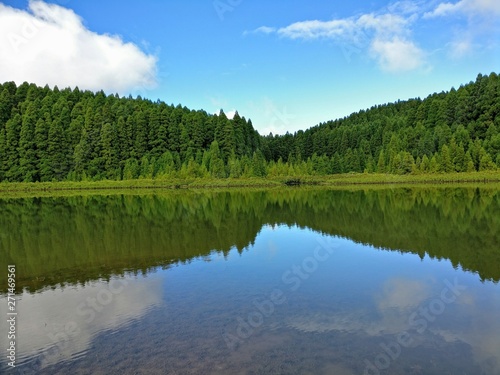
[0,187,499,374]
[0,274,163,371]
[1,187,500,294]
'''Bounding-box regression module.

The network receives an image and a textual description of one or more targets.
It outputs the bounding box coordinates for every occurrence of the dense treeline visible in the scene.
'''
[263,72,500,175]
[0,82,261,182]
[1,187,499,293]
[0,73,499,182]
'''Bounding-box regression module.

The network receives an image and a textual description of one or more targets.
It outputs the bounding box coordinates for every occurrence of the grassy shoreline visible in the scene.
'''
[1,171,500,196]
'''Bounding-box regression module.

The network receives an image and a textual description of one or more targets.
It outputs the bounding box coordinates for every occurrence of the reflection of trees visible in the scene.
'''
[1,187,499,293]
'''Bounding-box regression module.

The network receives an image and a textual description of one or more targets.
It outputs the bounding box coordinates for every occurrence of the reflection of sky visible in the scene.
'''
[264,227,500,374]
[174,225,500,373]
[0,273,163,370]
[1,225,499,374]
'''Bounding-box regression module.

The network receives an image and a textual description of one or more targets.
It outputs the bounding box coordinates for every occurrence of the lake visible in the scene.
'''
[1,187,500,374]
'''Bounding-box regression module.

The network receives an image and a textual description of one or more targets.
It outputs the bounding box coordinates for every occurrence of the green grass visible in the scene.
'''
[1,171,500,198]
[305,171,500,185]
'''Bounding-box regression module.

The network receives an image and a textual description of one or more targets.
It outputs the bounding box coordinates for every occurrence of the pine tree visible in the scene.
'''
[420,154,430,173]
[479,147,496,171]
[440,145,453,172]
[5,114,22,181]
[0,88,14,127]
[464,151,475,172]
[123,158,140,180]
[228,151,242,178]
[251,150,267,177]
[429,154,439,173]
[133,110,148,158]
[47,118,69,180]
[377,150,386,173]
[453,143,466,172]
[208,141,225,178]
[0,126,6,181]
[100,122,119,179]
[18,101,38,181]
[34,118,51,181]
[332,152,343,174]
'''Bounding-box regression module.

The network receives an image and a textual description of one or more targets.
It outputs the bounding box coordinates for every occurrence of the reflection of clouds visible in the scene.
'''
[286,277,434,336]
[373,276,500,349]
[284,276,500,373]
[376,277,430,310]
[445,291,500,374]
[0,274,163,369]
[375,277,432,334]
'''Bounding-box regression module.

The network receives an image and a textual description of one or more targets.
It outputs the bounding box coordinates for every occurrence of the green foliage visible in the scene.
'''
[1,72,499,182]
[264,72,500,177]
[0,83,260,182]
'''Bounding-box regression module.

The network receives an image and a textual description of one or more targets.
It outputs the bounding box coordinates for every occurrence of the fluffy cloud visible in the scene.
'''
[370,37,425,72]
[0,1,157,94]
[424,0,500,18]
[253,12,426,73]
[275,19,355,40]
[423,0,500,57]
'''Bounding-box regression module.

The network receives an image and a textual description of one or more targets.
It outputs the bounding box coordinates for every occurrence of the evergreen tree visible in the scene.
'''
[464,151,475,172]
[34,118,51,181]
[479,147,496,171]
[47,118,69,180]
[377,150,386,173]
[5,114,22,181]
[18,101,38,181]
[251,150,267,177]
[208,141,226,178]
[440,144,453,173]
[420,154,430,173]
[100,122,119,179]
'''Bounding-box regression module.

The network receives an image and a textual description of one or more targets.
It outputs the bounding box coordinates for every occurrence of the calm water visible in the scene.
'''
[1,187,500,375]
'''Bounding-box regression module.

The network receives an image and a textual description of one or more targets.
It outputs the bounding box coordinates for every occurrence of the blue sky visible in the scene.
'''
[0,0,499,134]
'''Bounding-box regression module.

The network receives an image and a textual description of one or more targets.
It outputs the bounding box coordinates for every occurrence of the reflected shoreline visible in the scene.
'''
[1,186,500,294]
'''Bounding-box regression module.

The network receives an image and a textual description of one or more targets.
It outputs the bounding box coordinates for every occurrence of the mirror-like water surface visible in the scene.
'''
[1,187,499,374]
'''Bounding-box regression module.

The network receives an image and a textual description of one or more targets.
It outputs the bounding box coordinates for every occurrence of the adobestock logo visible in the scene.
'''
[213,0,243,21]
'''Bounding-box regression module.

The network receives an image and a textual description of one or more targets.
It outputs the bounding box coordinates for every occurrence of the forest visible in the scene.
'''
[0,72,499,182]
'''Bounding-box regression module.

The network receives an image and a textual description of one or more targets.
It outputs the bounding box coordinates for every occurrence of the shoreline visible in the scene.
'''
[1,171,500,197]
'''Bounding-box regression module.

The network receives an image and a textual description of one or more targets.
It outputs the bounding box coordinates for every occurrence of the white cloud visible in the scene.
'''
[357,13,410,37]
[424,0,500,18]
[423,0,500,58]
[387,1,422,15]
[275,19,355,40]
[223,109,237,119]
[449,39,474,58]
[370,37,425,72]
[253,11,426,73]
[0,1,158,94]
[424,2,463,18]
[243,26,276,37]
